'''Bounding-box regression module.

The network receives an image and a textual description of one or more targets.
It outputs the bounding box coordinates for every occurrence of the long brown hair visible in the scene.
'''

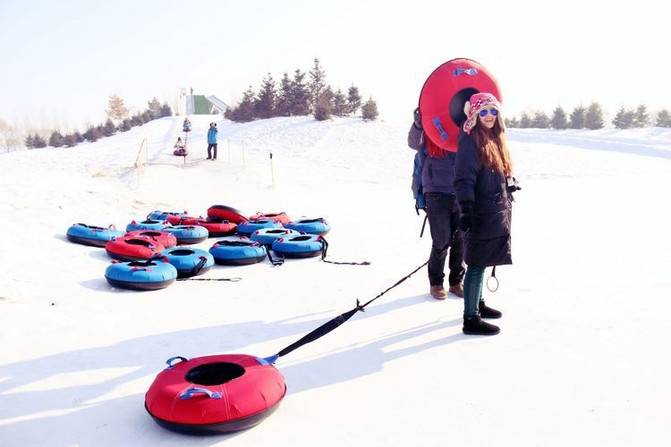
[472,119,513,176]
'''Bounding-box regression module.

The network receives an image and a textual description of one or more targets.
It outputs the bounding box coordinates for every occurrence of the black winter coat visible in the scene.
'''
[454,131,513,267]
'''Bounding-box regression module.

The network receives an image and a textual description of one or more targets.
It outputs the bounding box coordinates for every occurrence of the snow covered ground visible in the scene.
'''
[1,115,670,446]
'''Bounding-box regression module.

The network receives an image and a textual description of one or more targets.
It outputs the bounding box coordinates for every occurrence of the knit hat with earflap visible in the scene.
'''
[463,92,504,134]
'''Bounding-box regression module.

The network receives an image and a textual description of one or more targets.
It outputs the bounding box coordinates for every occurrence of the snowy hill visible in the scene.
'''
[1,116,670,446]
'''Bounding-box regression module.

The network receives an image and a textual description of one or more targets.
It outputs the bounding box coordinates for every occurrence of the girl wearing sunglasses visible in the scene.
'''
[454,92,516,335]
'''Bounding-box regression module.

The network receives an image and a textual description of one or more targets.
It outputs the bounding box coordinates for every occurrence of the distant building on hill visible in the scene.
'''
[177,88,230,115]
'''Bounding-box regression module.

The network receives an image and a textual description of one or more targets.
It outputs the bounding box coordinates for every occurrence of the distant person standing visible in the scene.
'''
[183,118,192,132]
[207,122,218,160]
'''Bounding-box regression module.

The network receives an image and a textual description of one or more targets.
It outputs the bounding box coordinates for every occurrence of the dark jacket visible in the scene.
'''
[454,131,512,267]
[407,124,456,195]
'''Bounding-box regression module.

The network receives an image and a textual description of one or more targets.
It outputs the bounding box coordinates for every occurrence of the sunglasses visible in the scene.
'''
[479,108,498,117]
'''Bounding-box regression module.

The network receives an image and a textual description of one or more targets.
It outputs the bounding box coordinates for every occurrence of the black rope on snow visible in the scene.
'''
[266,248,284,266]
[264,243,451,363]
[319,237,371,266]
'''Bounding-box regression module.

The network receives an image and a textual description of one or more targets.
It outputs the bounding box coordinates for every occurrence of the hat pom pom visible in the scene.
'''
[463,101,471,116]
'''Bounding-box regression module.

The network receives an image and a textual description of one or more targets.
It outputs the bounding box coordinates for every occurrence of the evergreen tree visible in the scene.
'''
[531,111,551,128]
[655,109,671,127]
[141,110,153,123]
[308,58,327,110]
[633,104,649,127]
[361,97,379,121]
[118,119,132,132]
[519,113,532,128]
[63,134,77,147]
[49,131,64,147]
[585,102,605,129]
[106,95,129,121]
[231,86,257,122]
[612,107,628,129]
[83,126,102,142]
[102,119,117,137]
[33,134,47,148]
[505,117,520,128]
[147,97,162,118]
[160,103,172,117]
[73,131,84,143]
[290,69,311,115]
[313,91,333,121]
[569,106,586,129]
[255,73,277,119]
[332,89,348,116]
[25,134,35,149]
[346,85,362,115]
[275,72,293,117]
[550,107,568,129]
[130,114,143,127]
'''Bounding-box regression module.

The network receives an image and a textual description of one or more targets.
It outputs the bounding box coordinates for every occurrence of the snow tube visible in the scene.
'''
[271,234,323,259]
[249,212,290,225]
[237,219,282,237]
[419,58,501,152]
[145,354,286,434]
[161,247,215,278]
[147,210,186,223]
[207,205,248,224]
[126,230,177,249]
[66,223,124,247]
[126,220,167,232]
[174,147,188,156]
[250,228,300,246]
[179,217,237,237]
[105,258,177,291]
[105,236,166,261]
[163,225,209,245]
[209,239,267,266]
[285,218,331,236]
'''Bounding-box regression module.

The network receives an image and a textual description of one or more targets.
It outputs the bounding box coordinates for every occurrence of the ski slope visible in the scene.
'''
[1,115,670,446]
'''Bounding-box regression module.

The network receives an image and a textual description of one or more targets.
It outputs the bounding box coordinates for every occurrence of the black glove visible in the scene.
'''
[458,201,474,232]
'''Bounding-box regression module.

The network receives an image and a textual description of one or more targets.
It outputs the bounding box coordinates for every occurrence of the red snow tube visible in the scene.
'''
[249,212,290,225]
[105,236,165,261]
[207,205,248,224]
[145,354,286,434]
[419,58,502,152]
[125,230,177,248]
[179,217,237,237]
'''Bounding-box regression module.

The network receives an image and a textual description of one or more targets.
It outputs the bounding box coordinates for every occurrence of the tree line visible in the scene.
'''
[506,103,671,130]
[225,58,378,122]
[24,96,172,149]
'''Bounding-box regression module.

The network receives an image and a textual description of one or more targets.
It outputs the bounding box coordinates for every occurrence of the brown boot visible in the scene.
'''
[448,284,464,298]
[429,285,447,300]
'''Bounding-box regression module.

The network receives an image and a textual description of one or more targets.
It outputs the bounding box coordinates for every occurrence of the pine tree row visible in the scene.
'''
[25,97,172,149]
[506,103,671,130]
[225,58,378,122]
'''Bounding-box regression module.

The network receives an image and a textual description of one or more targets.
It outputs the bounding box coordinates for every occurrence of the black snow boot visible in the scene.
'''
[463,315,500,335]
[479,301,502,319]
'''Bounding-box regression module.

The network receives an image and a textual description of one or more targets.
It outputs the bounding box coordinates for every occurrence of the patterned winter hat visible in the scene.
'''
[463,92,504,134]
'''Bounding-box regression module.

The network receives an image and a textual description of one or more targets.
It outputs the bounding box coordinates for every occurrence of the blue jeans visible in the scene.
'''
[463,266,485,317]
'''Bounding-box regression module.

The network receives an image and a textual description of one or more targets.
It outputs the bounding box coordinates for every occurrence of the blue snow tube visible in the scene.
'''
[271,234,323,259]
[67,223,124,247]
[105,258,178,291]
[126,220,167,232]
[285,218,331,236]
[209,239,267,265]
[163,225,209,245]
[250,228,300,246]
[161,247,214,278]
[236,219,283,236]
[147,210,186,222]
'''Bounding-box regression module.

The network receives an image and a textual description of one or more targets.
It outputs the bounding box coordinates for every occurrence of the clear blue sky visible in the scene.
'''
[1,0,669,130]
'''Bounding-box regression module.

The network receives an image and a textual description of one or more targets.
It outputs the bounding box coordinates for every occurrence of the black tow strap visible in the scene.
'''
[319,237,370,266]
[419,214,428,238]
[266,249,285,266]
[178,277,241,282]
[262,243,448,364]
